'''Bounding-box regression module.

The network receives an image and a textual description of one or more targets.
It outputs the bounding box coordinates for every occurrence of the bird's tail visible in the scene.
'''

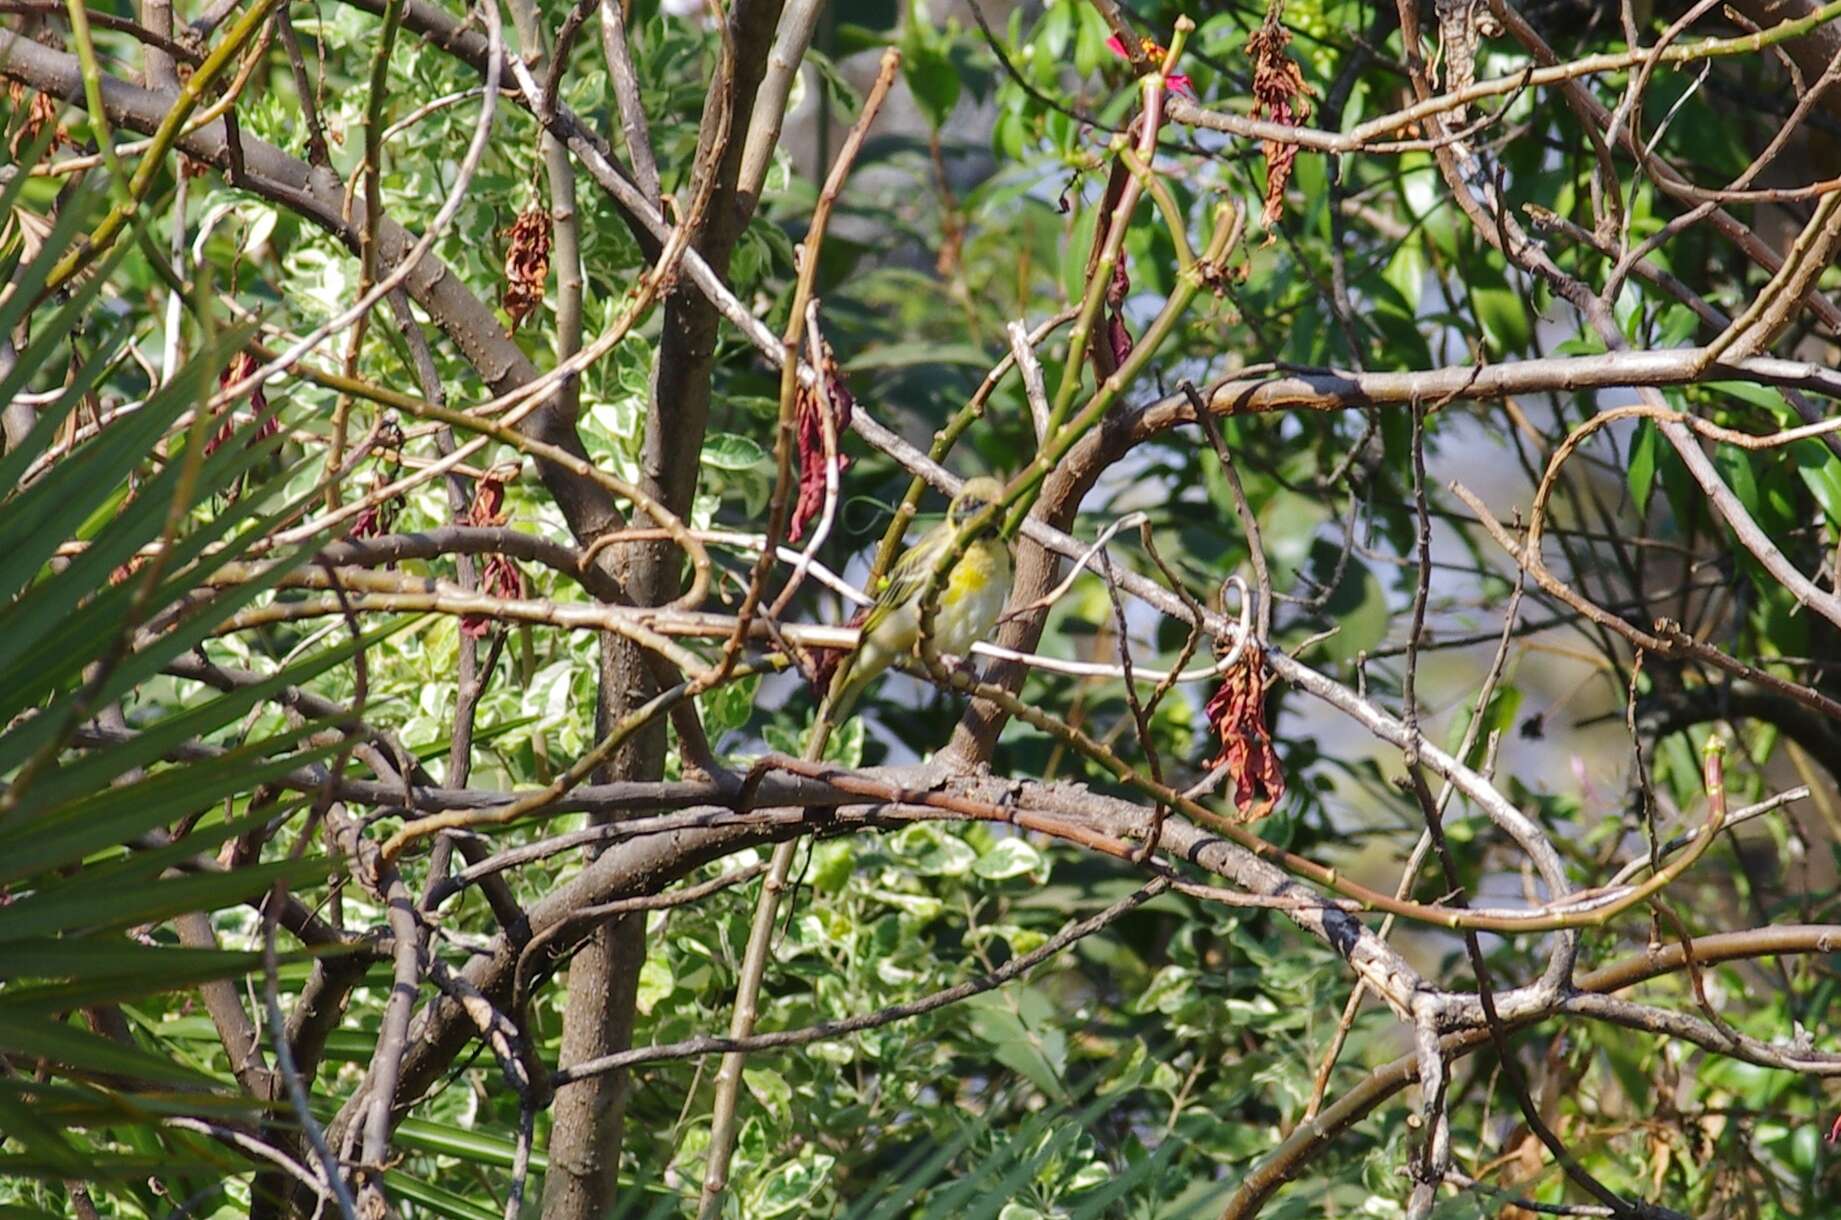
[821,664,871,726]
[823,636,898,726]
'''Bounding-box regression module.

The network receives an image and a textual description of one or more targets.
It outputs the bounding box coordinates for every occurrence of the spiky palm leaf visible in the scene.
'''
[0,177,361,1204]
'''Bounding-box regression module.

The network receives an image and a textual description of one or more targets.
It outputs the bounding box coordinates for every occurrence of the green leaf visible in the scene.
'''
[392,1117,547,1170]
[702,672,761,737]
[379,1170,500,1220]
[0,856,329,941]
[0,727,334,887]
[0,1011,219,1088]
[1472,285,1531,353]
[2,616,368,821]
[0,940,335,1011]
[1628,419,1661,517]
[0,1091,86,1176]
[752,1151,837,1216]
[1318,557,1387,664]
[973,837,1042,881]
[892,824,976,876]
[701,432,768,471]
[903,37,960,129]
[1445,685,1522,772]
[744,1066,794,1119]
[842,340,994,372]
[964,991,1068,1102]
[636,954,674,1016]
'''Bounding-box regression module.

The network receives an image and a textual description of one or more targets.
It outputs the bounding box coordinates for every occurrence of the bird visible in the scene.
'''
[822,476,1012,721]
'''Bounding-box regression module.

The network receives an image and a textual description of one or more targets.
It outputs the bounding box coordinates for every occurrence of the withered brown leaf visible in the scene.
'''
[1205,647,1285,820]
[501,206,552,328]
[459,465,525,637]
[1245,17,1315,229]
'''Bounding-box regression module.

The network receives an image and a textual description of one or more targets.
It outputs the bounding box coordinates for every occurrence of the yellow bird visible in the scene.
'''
[824,477,1012,720]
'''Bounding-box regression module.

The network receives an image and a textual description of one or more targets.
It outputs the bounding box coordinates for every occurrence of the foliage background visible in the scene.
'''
[2,0,1840,1216]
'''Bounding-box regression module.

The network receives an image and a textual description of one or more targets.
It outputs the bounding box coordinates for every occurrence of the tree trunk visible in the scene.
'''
[539,3,787,1215]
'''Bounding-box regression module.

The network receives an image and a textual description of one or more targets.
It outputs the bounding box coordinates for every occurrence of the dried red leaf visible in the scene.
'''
[348,423,407,541]
[788,358,855,544]
[1245,18,1315,228]
[459,465,523,636]
[808,602,870,697]
[1104,256,1134,367]
[462,552,526,637]
[349,490,406,540]
[348,502,385,540]
[110,554,146,587]
[8,86,71,159]
[1205,649,1284,819]
[202,353,278,501]
[501,206,552,328]
[463,470,510,528]
[1104,34,1194,97]
[216,351,268,414]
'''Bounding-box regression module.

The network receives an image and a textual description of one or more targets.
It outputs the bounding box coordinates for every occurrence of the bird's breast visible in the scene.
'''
[939,542,1011,656]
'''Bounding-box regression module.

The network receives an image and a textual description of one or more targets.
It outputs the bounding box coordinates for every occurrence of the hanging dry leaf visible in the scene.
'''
[205,352,274,456]
[1245,16,1315,229]
[463,552,526,637]
[501,206,552,328]
[459,464,525,637]
[1104,255,1134,368]
[11,205,54,262]
[202,353,280,504]
[788,355,855,544]
[349,423,407,541]
[1205,648,1284,820]
[807,601,869,699]
[349,493,402,541]
[8,84,70,159]
[1081,155,1135,380]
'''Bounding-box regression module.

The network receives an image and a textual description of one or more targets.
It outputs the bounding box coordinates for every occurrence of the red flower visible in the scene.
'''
[1104,34,1194,98]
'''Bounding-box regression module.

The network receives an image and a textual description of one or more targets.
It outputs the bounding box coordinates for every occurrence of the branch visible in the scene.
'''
[552,878,1171,1086]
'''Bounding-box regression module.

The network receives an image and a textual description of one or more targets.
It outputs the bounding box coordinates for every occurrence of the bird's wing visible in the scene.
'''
[858,518,951,638]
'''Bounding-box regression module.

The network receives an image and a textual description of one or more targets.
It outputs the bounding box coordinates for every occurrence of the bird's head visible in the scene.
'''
[947,476,1005,528]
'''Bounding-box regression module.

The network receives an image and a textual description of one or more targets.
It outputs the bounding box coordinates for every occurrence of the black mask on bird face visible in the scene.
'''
[947,476,1005,529]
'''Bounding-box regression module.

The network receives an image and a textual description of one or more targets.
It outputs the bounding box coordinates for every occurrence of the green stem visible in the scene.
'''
[867,312,1075,587]
[1044,131,1142,435]
[1002,201,1242,538]
[62,0,130,192]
